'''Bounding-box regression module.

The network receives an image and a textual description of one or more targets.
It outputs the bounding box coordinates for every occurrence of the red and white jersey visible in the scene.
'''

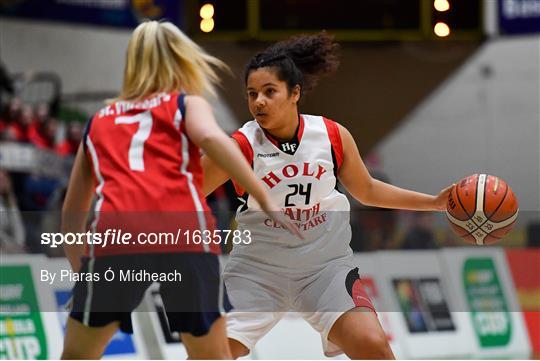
[230,115,352,270]
[84,92,217,257]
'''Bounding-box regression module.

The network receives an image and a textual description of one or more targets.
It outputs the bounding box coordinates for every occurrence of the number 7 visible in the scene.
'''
[115,110,153,171]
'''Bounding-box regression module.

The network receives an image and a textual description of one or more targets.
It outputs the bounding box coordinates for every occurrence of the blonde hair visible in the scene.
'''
[114,21,229,102]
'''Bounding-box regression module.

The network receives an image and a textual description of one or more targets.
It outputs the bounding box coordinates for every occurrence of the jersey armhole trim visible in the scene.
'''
[82,115,94,154]
[323,117,344,170]
[231,130,254,196]
[177,93,187,118]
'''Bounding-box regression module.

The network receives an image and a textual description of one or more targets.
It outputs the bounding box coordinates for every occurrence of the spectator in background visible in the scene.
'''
[19,172,61,253]
[56,121,82,156]
[34,102,50,124]
[0,98,10,135]
[401,212,438,250]
[5,104,34,142]
[29,116,58,150]
[16,105,62,250]
[28,103,58,150]
[0,112,5,135]
[0,170,25,253]
[1,97,23,140]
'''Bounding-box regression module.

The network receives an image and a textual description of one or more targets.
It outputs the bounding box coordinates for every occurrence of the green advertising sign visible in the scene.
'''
[463,258,512,348]
[0,265,48,359]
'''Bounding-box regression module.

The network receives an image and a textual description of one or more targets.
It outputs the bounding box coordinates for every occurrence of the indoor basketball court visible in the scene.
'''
[0,0,539,359]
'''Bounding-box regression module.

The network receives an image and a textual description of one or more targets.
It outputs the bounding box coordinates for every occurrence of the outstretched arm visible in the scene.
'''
[201,146,233,197]
[337,124,451,211]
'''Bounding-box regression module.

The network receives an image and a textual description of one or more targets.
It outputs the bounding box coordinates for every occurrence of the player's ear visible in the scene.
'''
[291,84,301,103]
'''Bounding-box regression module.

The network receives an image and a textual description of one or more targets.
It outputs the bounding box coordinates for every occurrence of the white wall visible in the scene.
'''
[375,36,540,215]
[0,18,238,132]
[1,18,130,94]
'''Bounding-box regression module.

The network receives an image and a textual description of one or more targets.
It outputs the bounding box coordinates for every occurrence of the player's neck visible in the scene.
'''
[266,113,299,142]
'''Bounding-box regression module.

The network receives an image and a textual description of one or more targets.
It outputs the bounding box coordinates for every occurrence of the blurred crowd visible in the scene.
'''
[0,97,82,155]
[0,96,82,255]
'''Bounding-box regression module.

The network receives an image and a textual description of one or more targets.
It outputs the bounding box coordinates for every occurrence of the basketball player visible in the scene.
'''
[60,21,297,359]
[202,33,454,359]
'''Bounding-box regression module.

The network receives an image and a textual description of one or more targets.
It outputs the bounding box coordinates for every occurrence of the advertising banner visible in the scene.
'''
[440,248,531,359]
[499,0,540,35]
[505,249,540,358]
[0,0,184,29]
[0,255,63,359]
[375,251,475,359]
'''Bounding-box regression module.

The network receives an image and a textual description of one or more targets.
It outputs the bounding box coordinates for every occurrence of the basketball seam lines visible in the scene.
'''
[455,177,473,220]
[486,181,509,220]
[473,174,478,215]
[474,174,487,245]
[447,208,518,239]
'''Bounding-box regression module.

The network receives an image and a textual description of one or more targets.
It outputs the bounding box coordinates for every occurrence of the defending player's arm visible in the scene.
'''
[61,144,94,272]
[336,124,451,211]
[185,96,301,238]
[201,146,233,197]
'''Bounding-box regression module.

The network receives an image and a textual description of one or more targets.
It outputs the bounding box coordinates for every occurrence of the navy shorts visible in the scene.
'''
[69,253,230,336]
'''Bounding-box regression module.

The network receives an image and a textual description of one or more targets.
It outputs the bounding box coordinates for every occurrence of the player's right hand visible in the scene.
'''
[435,183,456,211]
[260,199,304,239]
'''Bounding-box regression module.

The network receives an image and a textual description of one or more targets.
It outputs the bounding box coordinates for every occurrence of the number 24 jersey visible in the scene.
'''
[230,115,353,269]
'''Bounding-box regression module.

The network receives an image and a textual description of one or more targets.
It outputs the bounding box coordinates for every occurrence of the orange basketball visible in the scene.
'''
[446,174,518,245]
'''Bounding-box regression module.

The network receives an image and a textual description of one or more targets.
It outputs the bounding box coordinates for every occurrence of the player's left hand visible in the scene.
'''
[434,184,455,211]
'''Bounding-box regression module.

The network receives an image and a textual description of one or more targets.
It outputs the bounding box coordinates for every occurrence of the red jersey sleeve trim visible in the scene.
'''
[297,115,305,142]
[323,117,344,170]
[231,130,254,196]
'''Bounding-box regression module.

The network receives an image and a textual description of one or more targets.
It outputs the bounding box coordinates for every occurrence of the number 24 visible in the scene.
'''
[285,183,312,206]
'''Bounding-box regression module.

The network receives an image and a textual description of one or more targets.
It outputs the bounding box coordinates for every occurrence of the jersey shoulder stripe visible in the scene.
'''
[231,129,254,196]
[322,117,344,170]
[231,130,254,165]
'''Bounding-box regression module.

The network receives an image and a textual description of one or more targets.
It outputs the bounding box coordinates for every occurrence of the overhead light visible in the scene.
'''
[200,3,214,19]
[199,3,215,33]
[434,0,450,12]
[200,18,215,33]
[434,22,450,37]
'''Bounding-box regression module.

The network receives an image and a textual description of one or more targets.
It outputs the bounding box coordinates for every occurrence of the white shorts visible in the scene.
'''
[223,257,375,357]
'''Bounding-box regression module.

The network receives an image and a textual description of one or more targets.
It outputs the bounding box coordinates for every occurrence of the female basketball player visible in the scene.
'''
[60,21,297,360]
[202,33,453,359]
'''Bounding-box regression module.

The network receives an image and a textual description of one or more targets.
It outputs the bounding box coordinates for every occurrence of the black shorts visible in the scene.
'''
[69,253,230,336]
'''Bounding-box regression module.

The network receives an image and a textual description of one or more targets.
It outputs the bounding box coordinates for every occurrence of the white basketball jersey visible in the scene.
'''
[231,114,352,270]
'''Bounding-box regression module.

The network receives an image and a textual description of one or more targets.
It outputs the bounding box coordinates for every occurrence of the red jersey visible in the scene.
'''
[84,92,217,256]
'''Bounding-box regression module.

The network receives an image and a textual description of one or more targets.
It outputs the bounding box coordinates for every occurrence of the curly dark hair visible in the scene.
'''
[245,32,340,96]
